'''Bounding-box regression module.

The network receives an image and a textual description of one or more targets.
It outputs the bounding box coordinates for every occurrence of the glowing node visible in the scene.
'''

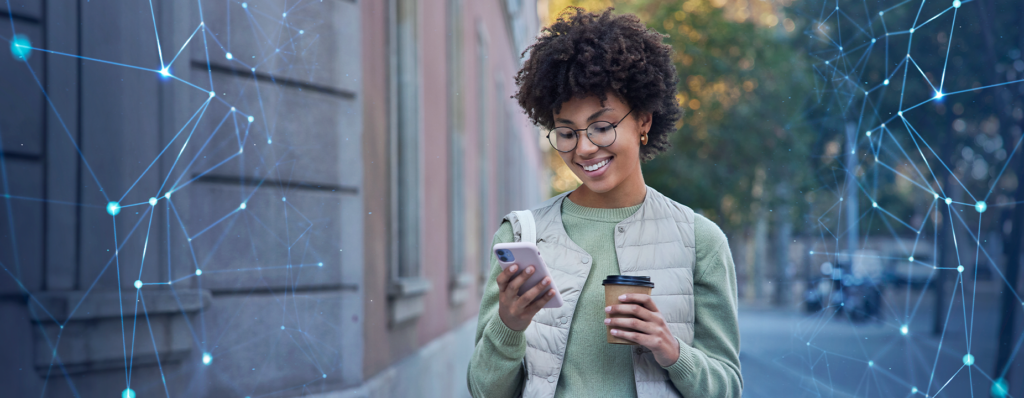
[148,197,157,206]
[945,197,953,205]
[909,256,914,262]
[240,202,247,210]
[879,11,884,15]
[958,265,964,272]
[248,115,255,123]
[898,111,903,116]
[231,107,236,112]
[318,262,324,267]
[165,191,173,200]
[300,30,305,35]
[202,352,212,365]
[871,38,876,43]
[992,378,1009,397]
[975,201,987,213]
[825,61,829,65]
[282,197,287,202]
[281,325,285,330]
[872,202,878,208]
[866,131,871,136]
[912,387,918,394]
[909,28,915,33]
[839,46,843,50]
[868,360,874,367]
[934,193,939,199]
[10,33,31,61]
[209,91,216,98]
[159,68,170,77]
[134,280,142,289]
[196,269,202,276]
[268,138,272,144]
[953,0,961,8]
[322,374,327,378]
[226,52,233,60]
[884,79,890,85]
[881,123,885,127]
[250,67,256,72]
[282,12,287,17]
[122,388,136,398]
[106,202,121,216]
[806,342,809,345]
[242,2,247,8]
[962,353,974,366]
[900,325,908,335]
[935,91,943,99]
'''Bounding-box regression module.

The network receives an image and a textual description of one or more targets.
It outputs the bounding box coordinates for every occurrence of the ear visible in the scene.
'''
[637,111,653,133]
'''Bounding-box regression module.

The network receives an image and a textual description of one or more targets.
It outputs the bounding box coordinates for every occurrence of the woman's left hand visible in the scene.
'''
[605,293,680,367]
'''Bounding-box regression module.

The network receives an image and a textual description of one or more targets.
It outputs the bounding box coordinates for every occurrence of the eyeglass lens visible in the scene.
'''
[549,121,616,153]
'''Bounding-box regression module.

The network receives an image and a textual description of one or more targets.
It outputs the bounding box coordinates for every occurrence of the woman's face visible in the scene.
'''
[553,93,651,195]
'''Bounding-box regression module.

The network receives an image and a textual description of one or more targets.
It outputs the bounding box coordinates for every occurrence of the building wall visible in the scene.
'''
[1,0,365,396]
[360,0,543,388]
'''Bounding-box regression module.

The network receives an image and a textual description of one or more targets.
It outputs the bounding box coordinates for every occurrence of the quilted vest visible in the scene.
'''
[502,185,696,398]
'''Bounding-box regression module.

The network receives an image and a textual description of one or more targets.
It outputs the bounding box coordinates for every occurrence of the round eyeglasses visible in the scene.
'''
[546,108,633,153]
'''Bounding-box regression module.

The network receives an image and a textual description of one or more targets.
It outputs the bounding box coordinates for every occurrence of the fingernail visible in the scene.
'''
[605,306,611,312]
[604,318,611,325]
[510,264,518,272]
[526,266,535,274]
[542,278,550,286]
[548,290,555,296]
[618,294,627,301]
[611,329,619,335]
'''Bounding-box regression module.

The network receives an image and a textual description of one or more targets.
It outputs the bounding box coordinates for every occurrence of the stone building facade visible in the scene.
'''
[0,0,541,396]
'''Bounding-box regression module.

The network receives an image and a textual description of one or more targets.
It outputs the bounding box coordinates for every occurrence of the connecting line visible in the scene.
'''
[112,216,129,389]
[165,23,204,71]
[927,273,962,396]
[148,0,165,69]
[138,293,172,398]
[938,6,958,93]
[118,98,213,203]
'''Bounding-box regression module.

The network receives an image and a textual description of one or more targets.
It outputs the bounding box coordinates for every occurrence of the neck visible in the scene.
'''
[568,168,647,208]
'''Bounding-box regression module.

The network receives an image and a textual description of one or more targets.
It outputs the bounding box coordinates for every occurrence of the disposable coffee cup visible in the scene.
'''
[602,275,654,345]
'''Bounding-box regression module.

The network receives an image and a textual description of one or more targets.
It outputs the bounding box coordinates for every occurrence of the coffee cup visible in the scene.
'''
[602,275,654,345]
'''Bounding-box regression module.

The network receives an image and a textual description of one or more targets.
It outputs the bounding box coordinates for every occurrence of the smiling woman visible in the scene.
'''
[468,7,742,398]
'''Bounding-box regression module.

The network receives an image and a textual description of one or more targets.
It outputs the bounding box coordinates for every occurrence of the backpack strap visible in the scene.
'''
[511,210,536,244]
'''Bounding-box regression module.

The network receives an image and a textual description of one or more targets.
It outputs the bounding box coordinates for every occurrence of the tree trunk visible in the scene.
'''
[773,182,793,306]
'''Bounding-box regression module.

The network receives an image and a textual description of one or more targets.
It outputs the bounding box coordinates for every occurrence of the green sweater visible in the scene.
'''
[467,197,743,397]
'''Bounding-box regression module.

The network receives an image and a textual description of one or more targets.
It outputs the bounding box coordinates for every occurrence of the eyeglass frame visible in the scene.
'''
[546,108,634,153]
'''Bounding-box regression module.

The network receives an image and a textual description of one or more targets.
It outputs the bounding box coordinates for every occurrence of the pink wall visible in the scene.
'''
[361,0,538,380]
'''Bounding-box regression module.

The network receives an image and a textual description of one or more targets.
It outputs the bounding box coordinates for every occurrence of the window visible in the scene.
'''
[448,0,473,305]
[476,23,492,289]
[388,0,430,325]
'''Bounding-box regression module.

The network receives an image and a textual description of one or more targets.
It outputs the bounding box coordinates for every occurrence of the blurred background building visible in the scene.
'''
[0,0,540,396]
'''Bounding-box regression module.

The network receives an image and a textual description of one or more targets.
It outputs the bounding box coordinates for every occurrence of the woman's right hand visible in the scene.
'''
[496,264,556,331]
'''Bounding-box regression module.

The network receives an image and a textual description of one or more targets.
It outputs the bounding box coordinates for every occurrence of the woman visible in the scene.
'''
[467,8,742,398]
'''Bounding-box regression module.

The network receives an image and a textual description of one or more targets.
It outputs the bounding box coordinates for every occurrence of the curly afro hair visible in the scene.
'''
[514,7,682,163]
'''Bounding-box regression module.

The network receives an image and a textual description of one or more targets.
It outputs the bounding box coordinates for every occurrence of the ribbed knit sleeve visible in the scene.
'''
[467,221,527,398]
[661,214,744,396]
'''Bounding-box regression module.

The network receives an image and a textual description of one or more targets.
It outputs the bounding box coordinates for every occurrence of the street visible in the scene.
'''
[739,284,1022,397]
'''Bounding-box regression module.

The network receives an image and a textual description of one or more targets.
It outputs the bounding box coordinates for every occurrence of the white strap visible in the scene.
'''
[511,210,536,244]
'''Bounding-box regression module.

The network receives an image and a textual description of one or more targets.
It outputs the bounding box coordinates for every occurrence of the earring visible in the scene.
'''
[640,133,648,145]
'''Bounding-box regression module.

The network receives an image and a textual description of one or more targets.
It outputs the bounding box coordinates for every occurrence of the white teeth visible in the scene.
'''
[583,159,609,172]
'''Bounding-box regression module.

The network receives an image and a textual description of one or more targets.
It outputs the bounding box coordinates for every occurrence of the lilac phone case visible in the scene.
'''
[494,242,564,308]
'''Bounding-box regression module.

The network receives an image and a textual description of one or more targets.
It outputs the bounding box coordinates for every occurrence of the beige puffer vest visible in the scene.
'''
[502,185,696,398]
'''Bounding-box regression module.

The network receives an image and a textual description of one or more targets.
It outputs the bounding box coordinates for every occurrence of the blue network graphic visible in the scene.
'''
[1,0,357,396]
[796,0,1024,396]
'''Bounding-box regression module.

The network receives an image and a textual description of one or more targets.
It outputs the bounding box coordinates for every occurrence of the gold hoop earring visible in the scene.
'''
[640,133,648,145]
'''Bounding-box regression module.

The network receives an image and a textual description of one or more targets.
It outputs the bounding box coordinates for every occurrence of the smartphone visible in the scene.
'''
[493,242,563,308]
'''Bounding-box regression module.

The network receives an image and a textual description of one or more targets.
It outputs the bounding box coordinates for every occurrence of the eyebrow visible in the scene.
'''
[555,108,614,126]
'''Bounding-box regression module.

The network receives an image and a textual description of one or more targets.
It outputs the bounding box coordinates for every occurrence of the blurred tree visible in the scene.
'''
[542,0,817,304]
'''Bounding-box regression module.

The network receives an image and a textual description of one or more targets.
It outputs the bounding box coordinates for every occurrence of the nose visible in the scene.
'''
[575,131,599,157]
